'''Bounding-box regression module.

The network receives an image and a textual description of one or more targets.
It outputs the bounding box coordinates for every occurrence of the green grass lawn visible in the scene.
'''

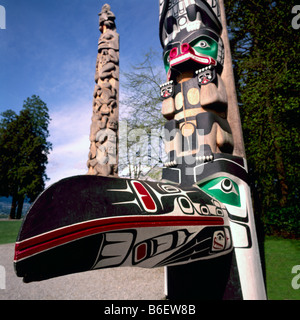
[0,220,299,300]
[0,220,23,245]
[264,236,300,300]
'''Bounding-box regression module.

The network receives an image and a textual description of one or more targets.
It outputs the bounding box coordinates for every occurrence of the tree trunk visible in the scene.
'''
[9,194,17,219]
[219,0,246,158]
[16,195,24,219]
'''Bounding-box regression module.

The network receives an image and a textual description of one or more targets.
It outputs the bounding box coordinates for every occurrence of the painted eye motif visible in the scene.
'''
[221,179,236,193]
[198,177,241,207]
[164,52,170,63]
[163,51,171,73]
[197,40,210,48]
[210,178,239,195]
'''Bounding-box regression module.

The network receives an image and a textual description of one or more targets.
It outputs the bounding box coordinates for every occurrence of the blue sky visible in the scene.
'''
[0,0,162,186]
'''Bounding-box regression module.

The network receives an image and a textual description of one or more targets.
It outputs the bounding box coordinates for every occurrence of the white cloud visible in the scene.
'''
[46,99,91,187]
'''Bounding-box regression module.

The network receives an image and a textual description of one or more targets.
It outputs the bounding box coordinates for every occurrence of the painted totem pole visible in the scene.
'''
[14,2,266,300]
[87,4,119,177]
[159,0,266,299]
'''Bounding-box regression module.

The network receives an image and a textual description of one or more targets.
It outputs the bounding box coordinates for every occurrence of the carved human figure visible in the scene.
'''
[159,0,233,168]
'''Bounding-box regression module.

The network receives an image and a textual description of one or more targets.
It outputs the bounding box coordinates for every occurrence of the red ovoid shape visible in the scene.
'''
[136,243,148,261]
[132,181,157,212]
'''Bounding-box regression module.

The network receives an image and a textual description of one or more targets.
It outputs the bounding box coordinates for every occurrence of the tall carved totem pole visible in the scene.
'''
[14,2,266,300]
[158,0,266,299]
[87,4,119,177]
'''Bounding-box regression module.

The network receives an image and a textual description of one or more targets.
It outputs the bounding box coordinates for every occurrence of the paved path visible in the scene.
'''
[0,244,165,300]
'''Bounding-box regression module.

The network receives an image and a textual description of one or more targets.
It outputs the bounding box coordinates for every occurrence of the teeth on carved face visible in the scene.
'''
[196,68,204,74]
[196,155,214,163]
[171,53,211,66]
[196,65,213,74]
[164,159,177,167]
[160,80,174,88]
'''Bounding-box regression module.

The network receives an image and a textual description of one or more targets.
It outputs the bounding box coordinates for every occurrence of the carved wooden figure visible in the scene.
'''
[159,0,233,171]
[159,0,266,300]
[87,4,119,177]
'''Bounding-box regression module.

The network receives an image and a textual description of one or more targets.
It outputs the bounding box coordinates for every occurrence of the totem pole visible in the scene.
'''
[14,2,266,300]
[87,4,119,177]
[159,0,266,299]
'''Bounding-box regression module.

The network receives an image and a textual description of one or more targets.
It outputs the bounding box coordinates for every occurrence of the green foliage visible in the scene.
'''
[263,205,300,238]
[0,95,52,218]
[225,0,300,233]
[0,110,18,197]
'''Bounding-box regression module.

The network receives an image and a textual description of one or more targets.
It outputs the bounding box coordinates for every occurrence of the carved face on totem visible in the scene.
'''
[108,118,118,130]
[159,0,224,81]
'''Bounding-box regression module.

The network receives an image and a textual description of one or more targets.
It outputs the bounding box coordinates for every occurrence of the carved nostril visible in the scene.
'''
[170,47,178,59]
[181,43,191,54]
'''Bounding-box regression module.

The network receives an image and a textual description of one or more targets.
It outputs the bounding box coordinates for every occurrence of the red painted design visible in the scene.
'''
[202,77,209,84]
[132,182,156,211]
[163,91,171,98]
[213,239,224,250]
[14,216,224,262]
[181,43,193,54]
[136,243,147,261]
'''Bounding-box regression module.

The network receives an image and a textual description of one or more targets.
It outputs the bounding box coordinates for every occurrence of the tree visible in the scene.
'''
[0,95,52,219]
[225,1,300,232]
[0,110,18,198]
[119,50,167,179]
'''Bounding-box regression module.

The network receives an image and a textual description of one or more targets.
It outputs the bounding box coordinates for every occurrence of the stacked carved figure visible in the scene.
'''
[159,0,232,173]
[87,4,119,177]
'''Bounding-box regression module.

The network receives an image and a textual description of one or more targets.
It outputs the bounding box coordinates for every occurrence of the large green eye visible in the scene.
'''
[190,36,218,60]
[199,177,241,207]
[163,51,170,74]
